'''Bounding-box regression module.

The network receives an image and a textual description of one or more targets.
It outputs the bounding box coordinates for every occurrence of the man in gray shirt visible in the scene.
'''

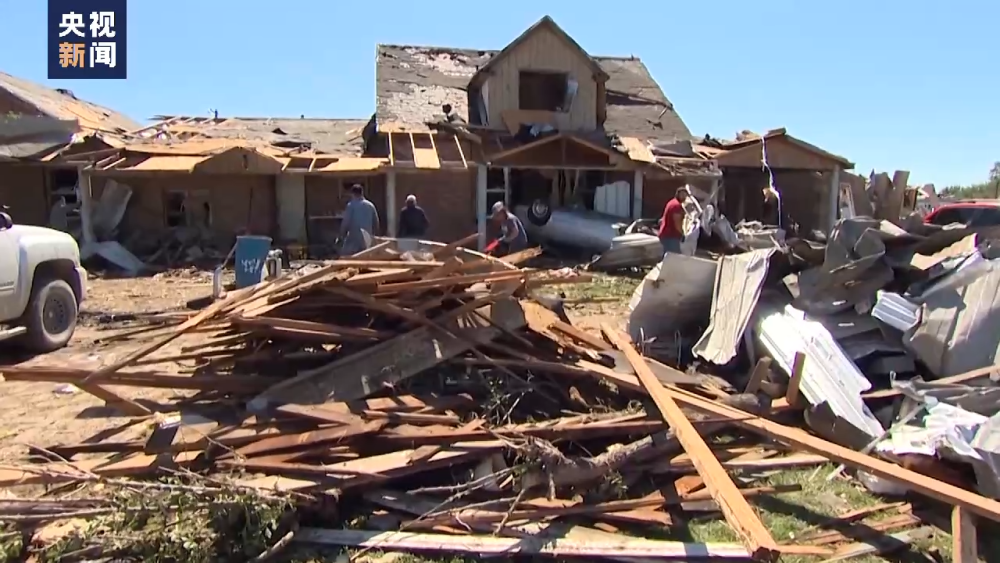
[340,184,380,256]
[488,201,527,256]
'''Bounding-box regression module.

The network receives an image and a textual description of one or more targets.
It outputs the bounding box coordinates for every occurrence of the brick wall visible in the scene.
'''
[0,162,48,225]
[395,170,475,242]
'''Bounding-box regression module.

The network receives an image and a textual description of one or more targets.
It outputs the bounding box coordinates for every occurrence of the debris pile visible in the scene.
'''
[2,235,1000,561]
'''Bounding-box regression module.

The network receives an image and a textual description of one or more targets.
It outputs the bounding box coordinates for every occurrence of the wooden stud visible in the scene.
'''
[454,135,468,168]
[745,358,771,395]
[952,505,978,563]
[785,352,806,407]
[307,158,317,173]
[601,325,779,561]
[388,132,395,165]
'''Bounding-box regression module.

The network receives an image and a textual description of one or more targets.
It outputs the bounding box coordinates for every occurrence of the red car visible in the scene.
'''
[923,201,1000,228]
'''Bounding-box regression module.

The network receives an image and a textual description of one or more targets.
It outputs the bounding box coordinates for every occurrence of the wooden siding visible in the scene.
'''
[485,27,599,130]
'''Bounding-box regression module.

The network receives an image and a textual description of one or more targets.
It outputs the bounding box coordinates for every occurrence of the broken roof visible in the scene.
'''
[376,45,692,144]
[0,71,142,135]
[468,16,609,87]
[133,115,370,156]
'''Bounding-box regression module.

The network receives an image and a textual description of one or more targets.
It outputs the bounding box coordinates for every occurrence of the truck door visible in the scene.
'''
[0,227,19,319]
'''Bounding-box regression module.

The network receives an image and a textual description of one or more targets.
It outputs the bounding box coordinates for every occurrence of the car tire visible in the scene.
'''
[22,278,78,353]
[526,199,552,226]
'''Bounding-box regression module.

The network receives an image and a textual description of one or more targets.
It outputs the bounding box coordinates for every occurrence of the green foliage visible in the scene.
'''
[2,477,293,563]
[941,181,998,199]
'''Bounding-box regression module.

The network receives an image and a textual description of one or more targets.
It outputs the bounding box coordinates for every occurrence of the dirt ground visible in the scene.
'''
[0,270,224,461]
[0,270,635,463]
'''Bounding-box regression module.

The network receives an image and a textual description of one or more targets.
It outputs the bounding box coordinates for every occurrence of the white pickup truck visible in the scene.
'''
[0,210,87,352]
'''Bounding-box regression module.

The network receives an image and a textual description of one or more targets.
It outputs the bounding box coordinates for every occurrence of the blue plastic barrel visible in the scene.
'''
[234,235,273,288]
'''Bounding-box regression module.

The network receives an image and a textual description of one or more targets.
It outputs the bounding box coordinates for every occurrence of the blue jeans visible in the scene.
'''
[660,236,682,255]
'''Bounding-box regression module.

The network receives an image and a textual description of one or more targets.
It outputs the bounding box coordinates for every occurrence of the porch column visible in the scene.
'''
[828,166,841,233]
[632,169,644,220]
[386,170,397,237]
[476,164,488,250]
[78,167,96,244]
[503,167,511,207]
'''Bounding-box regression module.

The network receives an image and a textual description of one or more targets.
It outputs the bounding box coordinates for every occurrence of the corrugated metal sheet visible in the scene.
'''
[908,260,1000,377]
[756,304,885,443]
[692,248,776,365]
[871,291,920,332]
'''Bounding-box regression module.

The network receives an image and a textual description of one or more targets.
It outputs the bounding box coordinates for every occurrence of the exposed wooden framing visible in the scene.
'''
[386,170,397,237]
[104,157,127,171]
[94,151,123,170]
[601,326,778,561]
[410,132,441,169]
[454,135,468,168]
[307,158,317,172]
[388,132,395,166]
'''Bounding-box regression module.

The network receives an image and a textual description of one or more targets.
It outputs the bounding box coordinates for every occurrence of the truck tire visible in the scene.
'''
[22,278,78,353]
[526,199,552,226]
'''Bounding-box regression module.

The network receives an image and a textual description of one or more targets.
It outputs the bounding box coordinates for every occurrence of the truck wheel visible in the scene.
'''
[526,199,552,226]
[22,278,78,353]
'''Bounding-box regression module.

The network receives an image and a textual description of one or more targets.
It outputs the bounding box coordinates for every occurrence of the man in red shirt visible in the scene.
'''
[657,187,689,255]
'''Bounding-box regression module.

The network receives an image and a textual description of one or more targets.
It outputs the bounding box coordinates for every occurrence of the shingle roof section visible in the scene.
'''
[0,71,142,134]
[375,45,693,143]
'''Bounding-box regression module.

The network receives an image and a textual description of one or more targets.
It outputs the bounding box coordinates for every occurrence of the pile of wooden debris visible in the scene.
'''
[1,237,997,562]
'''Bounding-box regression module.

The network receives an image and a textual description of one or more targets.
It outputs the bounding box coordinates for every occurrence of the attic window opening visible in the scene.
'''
[519,71,571,112]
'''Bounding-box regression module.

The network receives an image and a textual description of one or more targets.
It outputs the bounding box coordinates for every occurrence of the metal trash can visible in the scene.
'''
[234,235,272,288]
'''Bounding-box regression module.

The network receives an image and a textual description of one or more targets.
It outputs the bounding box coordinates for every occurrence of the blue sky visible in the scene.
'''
[1,1,995,187]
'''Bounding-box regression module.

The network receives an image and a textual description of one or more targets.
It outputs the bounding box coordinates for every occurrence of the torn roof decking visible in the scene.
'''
[0,71,142,135]
[375,45,693,144]
[137,116,371,157]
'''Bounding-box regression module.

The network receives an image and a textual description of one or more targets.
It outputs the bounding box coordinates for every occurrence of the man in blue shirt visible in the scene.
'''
[488,201,527,256]
[340,184,380,255]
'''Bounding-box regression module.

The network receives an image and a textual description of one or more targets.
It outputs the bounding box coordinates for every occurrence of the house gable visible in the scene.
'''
[468,16,609,132]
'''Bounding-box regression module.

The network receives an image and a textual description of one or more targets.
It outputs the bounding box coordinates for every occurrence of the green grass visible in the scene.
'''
[547,271,645,302]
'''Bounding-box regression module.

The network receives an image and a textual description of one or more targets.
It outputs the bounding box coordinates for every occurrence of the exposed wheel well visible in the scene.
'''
[32,260,82,304]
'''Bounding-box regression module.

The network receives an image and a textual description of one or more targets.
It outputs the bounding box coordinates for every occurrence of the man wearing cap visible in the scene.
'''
[340,184,380,255]
[489,201,527,256]
[397,194,430,239]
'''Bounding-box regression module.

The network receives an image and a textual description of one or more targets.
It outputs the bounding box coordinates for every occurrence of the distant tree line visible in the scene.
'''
[941,161,1000,199]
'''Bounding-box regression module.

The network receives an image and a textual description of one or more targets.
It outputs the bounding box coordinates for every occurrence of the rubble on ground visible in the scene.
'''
[1,231,999,562]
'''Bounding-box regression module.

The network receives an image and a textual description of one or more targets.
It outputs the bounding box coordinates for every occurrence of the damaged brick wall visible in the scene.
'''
[396,170,475,242]
[0,162,49,226]
[92,174,277,246]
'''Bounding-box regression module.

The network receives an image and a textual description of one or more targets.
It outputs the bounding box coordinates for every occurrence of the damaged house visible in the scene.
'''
[6,15,853,258]
[60,16,722,255]
[0,71,142,231]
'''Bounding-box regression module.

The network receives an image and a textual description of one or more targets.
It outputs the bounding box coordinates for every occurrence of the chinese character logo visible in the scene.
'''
[58,12,85,37]
[48,0,127,79]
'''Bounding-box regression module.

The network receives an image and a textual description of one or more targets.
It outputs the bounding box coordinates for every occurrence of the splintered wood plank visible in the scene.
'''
[252,299,526,407]
[785,352,806,407]
[454,135,468,168]
[294,528,751,559]
[550,320,612,352]
[235,420,386,458]
[236,441,501,493]
[0,451,199,487]
[602,325,778,561]
[410,132,441,169]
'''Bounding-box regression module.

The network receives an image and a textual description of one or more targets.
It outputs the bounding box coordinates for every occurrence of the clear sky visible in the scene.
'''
[1,1,995,187]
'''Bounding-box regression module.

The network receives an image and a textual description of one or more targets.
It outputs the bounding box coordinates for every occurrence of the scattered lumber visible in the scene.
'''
[0,237,986,561]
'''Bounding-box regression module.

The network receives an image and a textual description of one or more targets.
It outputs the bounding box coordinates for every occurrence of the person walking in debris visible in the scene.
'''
[657,187,688,255]
[339,184,380,256]
[397,194,429,239]
[488,201,527,257]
